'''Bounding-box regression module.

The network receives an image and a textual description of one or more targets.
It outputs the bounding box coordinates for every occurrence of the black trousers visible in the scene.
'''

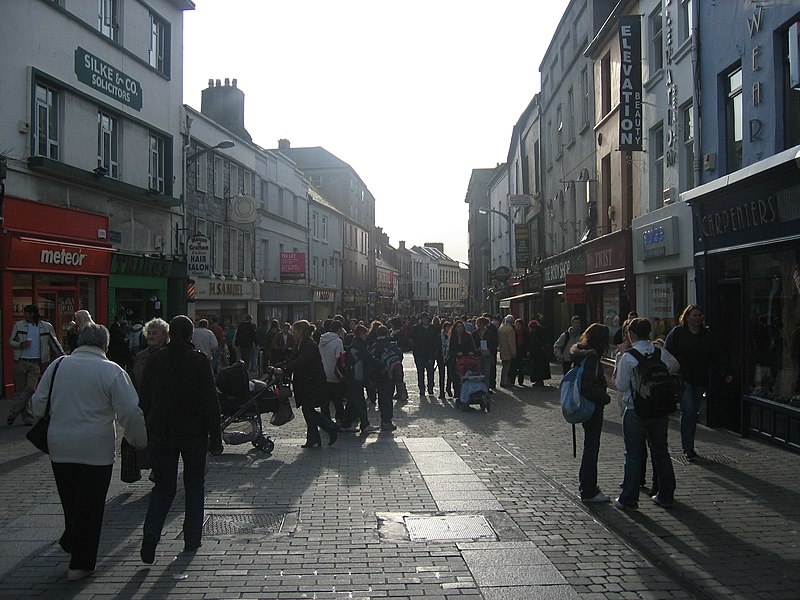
[52,461,113,571]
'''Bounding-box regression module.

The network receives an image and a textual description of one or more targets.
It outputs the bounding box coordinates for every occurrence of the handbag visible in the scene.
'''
[270,399,295,426]
[26,356,65,454]
[120,438,141,483]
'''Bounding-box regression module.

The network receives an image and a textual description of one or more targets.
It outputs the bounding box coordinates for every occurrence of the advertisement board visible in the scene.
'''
[280,252,306,280]
[187,235,211,276]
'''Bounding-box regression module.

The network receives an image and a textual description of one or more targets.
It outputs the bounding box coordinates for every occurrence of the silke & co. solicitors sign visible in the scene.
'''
[74,47,143,110]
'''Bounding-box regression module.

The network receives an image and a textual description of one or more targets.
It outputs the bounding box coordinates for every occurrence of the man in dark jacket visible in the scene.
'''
[139,315,222,564]
[234,315,258,371]
[483,313,499,391]
[408,312,437,396]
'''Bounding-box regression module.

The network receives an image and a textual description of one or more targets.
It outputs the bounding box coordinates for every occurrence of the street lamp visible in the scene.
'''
[478,206,513,270]
[186,139,235,165]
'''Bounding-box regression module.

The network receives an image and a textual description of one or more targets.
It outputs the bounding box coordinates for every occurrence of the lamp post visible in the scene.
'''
[478,206,514,271]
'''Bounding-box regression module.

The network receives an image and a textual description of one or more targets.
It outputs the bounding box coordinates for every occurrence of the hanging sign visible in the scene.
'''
[618,15,643,151]
[187,235,211,276]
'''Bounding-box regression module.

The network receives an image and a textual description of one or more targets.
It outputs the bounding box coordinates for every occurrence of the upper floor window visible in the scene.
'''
[196,152,207,193]
[726,66,743,173]
[312,211,319,239]
[600,52,612,117]
[567,88,575,144]
[149,13,169,75]
[649,7,664,73]
[148,133,165,193]
[97,111,118,179]
[214,156,224,198]
[681,103,695,191]
[244,170,253,195]
[649,122,664,211]
[309,174,322,187]
[98,0,119,42]
[321,215,328,241]
[34,83,59,160]
[581,67,590,128]
[555,104,563,158]
[679,0,693,45]
[230,163,239,194]
[195,217,207,237]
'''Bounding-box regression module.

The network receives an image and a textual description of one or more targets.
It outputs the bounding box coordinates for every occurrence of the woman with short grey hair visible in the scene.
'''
[129,318,169,392]
[32,323,147,581]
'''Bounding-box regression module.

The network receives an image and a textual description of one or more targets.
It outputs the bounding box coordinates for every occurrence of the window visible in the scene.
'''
[679,0,693,44]
[312,257,319,282]
[650,122,664,210]
[98,0,118,41]
[230,163,239,194]
[196,152,207,192]
[244,170,253,195]
[649,7,664,73]
[278,187,285,216]
[560,35,571,68]
[312,212,319,239]
[546,120,553,167]
[321,259,327,284]
[600,52,611,117]
[581,67,590,127]
[148,133,165,192]
[726,66,743,173]
[214,156,224,198]
[195,217,207,237]
[293,196,299,222]
[786,26,800,149]
[244,231,252,276]
[148,13,169,75]
[321,215,328,241]
[34,83,59,159]
[681,103,695,191]
[227,227,238,274]
[556,104,563,158]
[97,111,118,178]
[533,141,541,194]
[213,223,223,273]
[567,88,575,144]
[309,174,322,187]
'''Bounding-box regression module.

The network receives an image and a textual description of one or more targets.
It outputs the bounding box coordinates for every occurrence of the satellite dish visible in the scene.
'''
[229,194,258,224]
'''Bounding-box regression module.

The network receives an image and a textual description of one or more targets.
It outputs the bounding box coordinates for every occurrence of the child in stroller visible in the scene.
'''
[456,354,490,412]
[216,361,294,453]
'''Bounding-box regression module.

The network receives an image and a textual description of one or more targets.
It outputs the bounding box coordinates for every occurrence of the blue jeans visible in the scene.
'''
[414,354,435,392]
[680,382,705,453]
[144,437,208,548]
[579,403,605,499]
[619,409,676,507]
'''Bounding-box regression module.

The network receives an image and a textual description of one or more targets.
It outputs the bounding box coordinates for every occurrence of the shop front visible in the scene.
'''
[632,201,696,338]
[192,276,260,327]
[583,230,634,360]
[312,288,338,321]
[686,146,800,450]
[108,253,186,324]
[259,282,310,325]
[0,197,112,396]
[498,269,543,322]
[540,249,586,334]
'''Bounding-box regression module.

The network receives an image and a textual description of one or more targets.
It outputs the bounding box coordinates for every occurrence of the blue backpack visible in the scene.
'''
[560,359,596,424]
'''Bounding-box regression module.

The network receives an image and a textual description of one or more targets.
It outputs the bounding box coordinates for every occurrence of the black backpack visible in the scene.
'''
[626,347,677,418]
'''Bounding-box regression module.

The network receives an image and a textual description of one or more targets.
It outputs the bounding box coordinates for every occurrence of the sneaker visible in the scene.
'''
[380,421,397,432]
[66,568,95,581]
[140,534,157,564]
[651,495,673,508]
[582,491,610,503]
[613,499,638,511]
[339,425,358,432]
[361,424,381,433]
[685,450,698,462]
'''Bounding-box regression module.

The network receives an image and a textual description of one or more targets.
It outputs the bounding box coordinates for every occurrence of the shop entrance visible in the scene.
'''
[37,288,79,345]
[712,279,743,433]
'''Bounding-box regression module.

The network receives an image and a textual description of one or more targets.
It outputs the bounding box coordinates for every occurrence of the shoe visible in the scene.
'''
[140,534,157,564]
[327,430,338,446]
[6,415,15,426]
[488,389,494,394]
[438,393,445,400]
[340,425,358,432]
[427,388,434,395]
[651,495,673,508]
[582,491,610,503]
[361,424,381,433]
[22,418,33,426]
[66,568,95,581]
[613,499,638,511]
[58,535,71,554]
[685,450,698,462]
[419,388,426,396]
[381,421,397,431]
[183,542,202,553]
[301,441,321,448]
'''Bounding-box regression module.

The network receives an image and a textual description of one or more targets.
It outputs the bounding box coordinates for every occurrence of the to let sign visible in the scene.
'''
[618,16,642,151]
[74,47,143,111]
[280,252,306,280]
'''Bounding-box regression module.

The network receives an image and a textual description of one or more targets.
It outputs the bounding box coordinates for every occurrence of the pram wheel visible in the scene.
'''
[252,435,274,454]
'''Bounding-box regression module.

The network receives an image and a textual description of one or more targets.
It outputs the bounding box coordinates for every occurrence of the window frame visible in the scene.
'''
[195,217,207,237]
[581,66,590,129]
[34,82,59,160]
[148,12,169,75]
[98,0,119,42]
[196,152,207,193]
[680,102,695,191]
[649,7,664,73]
[726,66,744,173]
[650,122,665,210]
[214,156,224,198]
[213,223,224,273]
[321,215,328,241]
[230,163,240,195]
[97,110,118,179]
[148,132,165,192]
[679,0,693,45]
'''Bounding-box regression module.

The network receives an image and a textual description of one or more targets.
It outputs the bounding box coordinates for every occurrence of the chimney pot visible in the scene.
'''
[224,77,230,86]
[232,78,238,88]
[215,79,221,87]
[208,78,213,87]
[278,139,290,151]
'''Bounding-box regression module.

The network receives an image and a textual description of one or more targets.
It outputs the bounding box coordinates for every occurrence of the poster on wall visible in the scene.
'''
[280,252,306,280]
[187,235,211,277]
[649,283,674,318]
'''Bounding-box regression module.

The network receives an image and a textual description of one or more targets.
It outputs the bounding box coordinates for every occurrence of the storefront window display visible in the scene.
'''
[645,275,685,340]
[747,249,800,406]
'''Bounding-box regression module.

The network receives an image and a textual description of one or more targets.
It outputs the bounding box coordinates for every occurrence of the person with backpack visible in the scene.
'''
[553,315,583,375]
[368,325,399,431]
[664,304,732,462]
[339,325,381,433]
[614,317,680,510]
[569,324,613,503]
[318,320,346,425]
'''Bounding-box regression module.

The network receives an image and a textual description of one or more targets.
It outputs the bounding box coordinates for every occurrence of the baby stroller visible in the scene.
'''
[456,354,490,412]
[216,361,294,454]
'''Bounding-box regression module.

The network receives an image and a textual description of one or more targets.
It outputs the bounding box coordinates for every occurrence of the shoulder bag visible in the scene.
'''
[26,356,65,454]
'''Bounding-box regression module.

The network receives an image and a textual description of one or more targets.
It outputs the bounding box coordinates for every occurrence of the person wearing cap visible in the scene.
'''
[138,316,222,564]
[7,304,64,426]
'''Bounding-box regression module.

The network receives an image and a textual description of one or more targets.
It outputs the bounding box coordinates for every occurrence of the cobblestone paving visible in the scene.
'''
[0,355,798,599]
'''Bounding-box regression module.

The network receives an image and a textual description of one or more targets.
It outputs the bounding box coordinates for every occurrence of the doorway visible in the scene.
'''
[712,280,742,432]
[37,288,79,348]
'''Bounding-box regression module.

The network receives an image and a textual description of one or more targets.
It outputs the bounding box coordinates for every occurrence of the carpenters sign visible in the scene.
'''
[618,16,643,151]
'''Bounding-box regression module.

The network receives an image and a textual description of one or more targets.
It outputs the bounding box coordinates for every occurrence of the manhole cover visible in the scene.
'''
[672,453,738,466]
[203,512,286,536]
[404,515,496,541]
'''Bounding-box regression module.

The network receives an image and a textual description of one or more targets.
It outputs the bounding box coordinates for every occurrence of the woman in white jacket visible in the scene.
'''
[318,320,345,424]
[31,324,147,582]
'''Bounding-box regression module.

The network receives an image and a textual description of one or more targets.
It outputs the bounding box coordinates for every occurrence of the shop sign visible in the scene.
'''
[565,273,586,304]
[514,224,531,269]
[586,239,626,274]
[111,253,170,277]
[635,216,679,260]
[6,236,111,274]
[493,266,511,282]
[194,277,256,300]
[74,47,142,111]
[649,283,674,318]
[280,252,306,280]
[187,235,211,277]
[543,260,570,284]
[618,15,643,151]
[314,289,334,302]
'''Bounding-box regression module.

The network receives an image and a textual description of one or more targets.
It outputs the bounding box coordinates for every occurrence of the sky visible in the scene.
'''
[183,0,571,265]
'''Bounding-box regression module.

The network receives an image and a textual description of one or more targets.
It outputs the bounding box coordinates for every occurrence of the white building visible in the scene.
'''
[308,188,344,320]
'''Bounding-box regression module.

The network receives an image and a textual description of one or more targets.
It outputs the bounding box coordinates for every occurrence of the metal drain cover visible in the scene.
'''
[404,514,496,541]
[672,453,738,466]
[203,512,286,536]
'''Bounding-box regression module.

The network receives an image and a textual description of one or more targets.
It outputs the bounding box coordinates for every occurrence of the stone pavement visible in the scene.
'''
[0,355,798,599]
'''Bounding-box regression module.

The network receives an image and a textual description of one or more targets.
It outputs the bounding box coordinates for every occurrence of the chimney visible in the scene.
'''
[278,139,291,151]
[399,241,406,250]
[424,242,444,252]
[200,77,252,142]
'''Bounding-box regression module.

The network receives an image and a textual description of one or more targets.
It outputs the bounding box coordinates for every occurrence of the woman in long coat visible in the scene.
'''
[279,320,338,448]
[525,320,552,386]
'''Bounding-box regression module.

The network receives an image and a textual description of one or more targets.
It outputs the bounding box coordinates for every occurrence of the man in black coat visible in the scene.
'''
[234,314,257,371]
[139,316,222,564]
[408,312,437,396]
